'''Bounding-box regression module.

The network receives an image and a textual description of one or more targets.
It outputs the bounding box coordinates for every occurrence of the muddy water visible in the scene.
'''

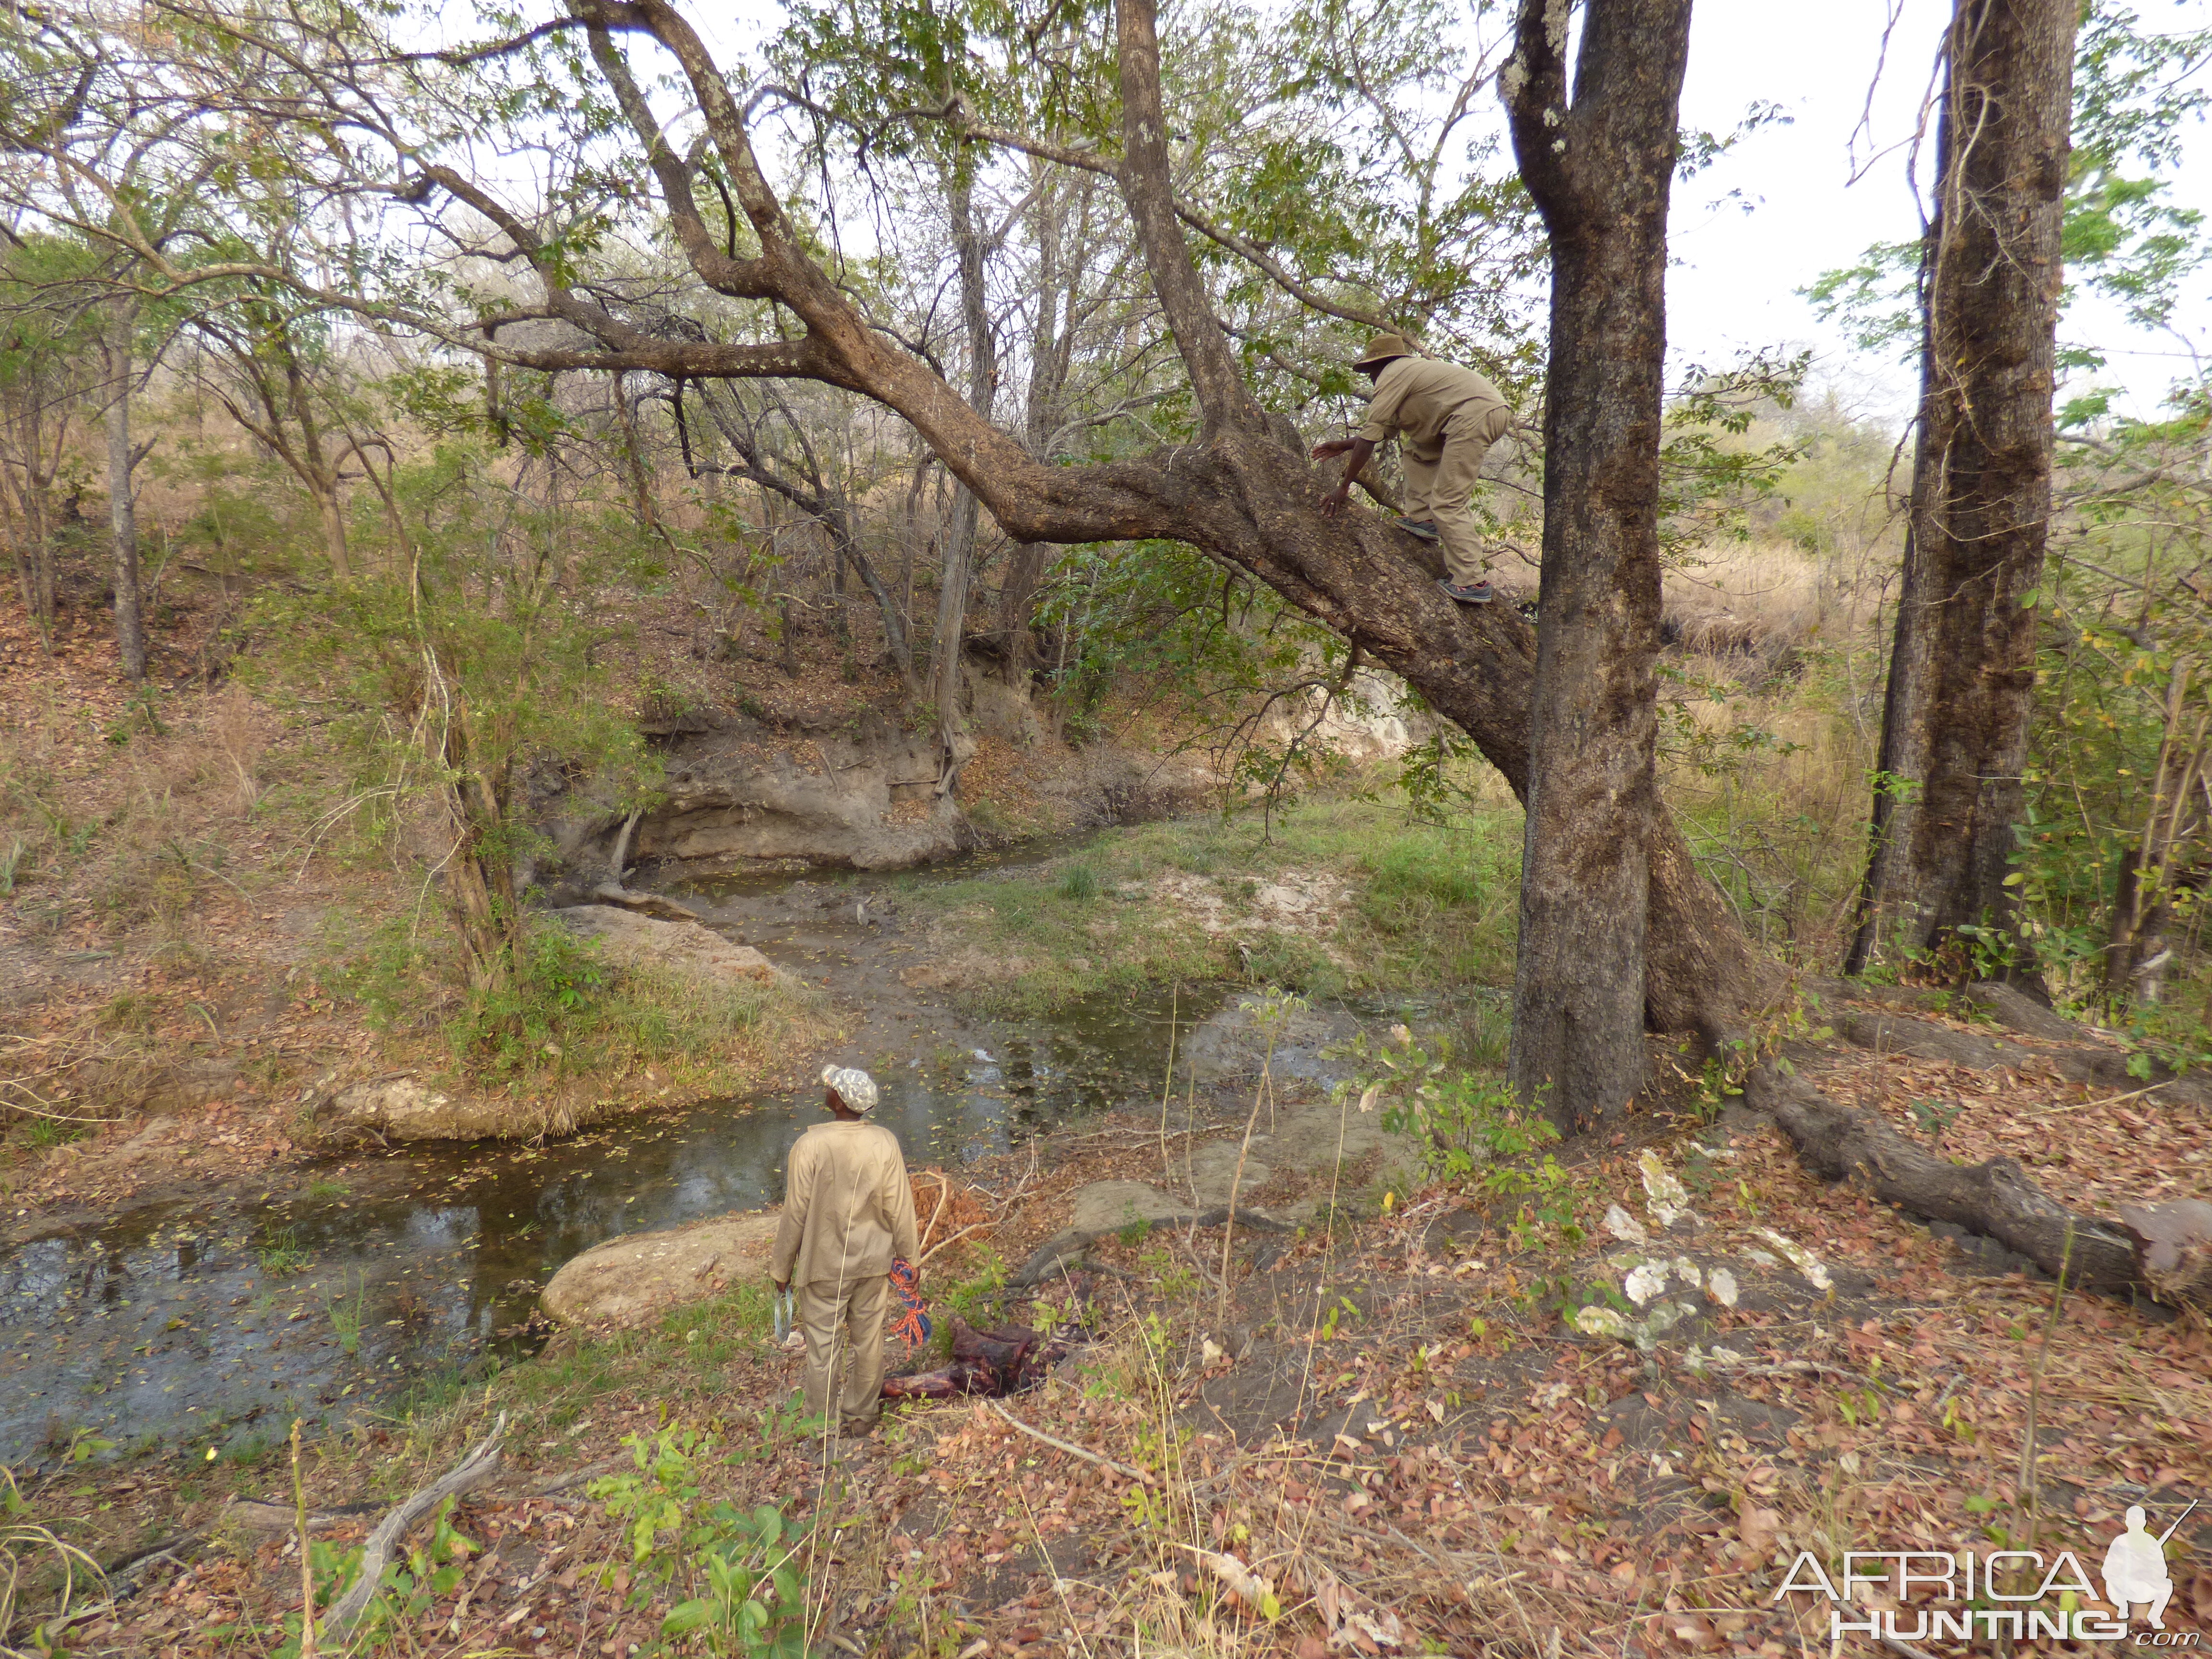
[0,843,1223,1467]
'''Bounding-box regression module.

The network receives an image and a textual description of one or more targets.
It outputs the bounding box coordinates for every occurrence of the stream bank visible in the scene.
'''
[2,788,1536,1467]
[0,817,1468,1467]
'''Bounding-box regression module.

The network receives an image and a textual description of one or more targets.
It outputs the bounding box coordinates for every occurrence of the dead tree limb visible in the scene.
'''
[320,1414,506,1639]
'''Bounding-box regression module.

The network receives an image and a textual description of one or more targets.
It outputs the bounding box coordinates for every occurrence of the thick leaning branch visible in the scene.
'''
[559,0,1776,1040]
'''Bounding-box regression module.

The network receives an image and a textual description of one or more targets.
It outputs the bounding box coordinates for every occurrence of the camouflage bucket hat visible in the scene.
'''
[821,1065,879,1113]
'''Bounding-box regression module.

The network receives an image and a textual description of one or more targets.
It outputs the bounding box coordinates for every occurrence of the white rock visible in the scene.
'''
[1756,1227,1833,1291]
[555,906,800,989]
[1624,1261,1670,1306]
[1671,1256,1703,1289]
[314,1076,516,1144]
[541,1210,781,1327]
[1744,1248,1781,1269]
[1706,1267,1740,1309]
[1603,1203,1649,1244]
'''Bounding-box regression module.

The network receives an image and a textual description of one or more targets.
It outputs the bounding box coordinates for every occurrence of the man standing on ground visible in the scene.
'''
[770,1066,919,1456]
[1311,334,1514,605]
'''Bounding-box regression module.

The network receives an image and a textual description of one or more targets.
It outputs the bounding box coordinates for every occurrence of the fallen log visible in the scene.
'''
[1745,1062,2208,1308]
[319,1415,506,1640]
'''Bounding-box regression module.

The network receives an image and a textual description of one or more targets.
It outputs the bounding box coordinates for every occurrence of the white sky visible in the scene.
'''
[1671,0,2212,423]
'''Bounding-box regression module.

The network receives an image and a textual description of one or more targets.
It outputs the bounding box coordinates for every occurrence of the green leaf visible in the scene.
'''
[2019,586,2042,610]
[662,1599,715,1634]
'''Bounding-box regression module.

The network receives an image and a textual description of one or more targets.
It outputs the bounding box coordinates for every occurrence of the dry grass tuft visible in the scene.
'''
[206,685,266,819]
[1661,540,1873,663]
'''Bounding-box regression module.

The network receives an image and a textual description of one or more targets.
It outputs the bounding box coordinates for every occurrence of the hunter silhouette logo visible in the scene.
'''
[2104,1502,2193,1631]
[1773,1498,2200,1645]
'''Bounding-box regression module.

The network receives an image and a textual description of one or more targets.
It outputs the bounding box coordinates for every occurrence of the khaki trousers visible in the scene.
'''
[1401,402,1510,585]
[797,1274,888,1434]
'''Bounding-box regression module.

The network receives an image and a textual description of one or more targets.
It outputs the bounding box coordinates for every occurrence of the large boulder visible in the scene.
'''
[541,1210,783,1327]
[553,906,800,989]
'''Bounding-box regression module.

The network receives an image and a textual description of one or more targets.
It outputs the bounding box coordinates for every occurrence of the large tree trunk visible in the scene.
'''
[1499,0,1691,1132]
[102,309,148,682]
[930,162,999,802]
[1846,0,2078,987]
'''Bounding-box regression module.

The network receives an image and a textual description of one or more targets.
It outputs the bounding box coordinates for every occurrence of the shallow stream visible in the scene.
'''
[0,844,1220,1467]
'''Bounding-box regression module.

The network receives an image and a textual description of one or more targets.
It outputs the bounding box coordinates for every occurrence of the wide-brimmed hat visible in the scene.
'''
[821,1065,879,1113]
[1353,333,1416,370]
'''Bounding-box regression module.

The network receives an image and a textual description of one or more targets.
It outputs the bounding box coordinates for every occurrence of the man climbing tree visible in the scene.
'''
[1845,0,2081,991]
[1311,333,1513,606]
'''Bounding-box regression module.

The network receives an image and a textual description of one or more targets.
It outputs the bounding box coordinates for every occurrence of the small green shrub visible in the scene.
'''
[940,1248,1008,1326]
[324,1271,367,1353]
[22,1118,85,1151]
[1058,863,1100,900]
[589,1425,809,1657]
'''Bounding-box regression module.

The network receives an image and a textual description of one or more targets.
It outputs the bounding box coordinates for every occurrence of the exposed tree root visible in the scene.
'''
[1744,1061,2210,1309]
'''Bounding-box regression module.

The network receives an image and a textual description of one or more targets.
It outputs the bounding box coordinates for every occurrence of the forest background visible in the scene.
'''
[4,0,2210,1083]
[0,0,2210,1653]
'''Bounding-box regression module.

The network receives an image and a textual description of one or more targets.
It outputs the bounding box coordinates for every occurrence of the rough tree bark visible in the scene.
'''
[1499,0,1692,1131]
[930,162,999,801]
[101,301,147,682]
[1846,0,2079,989]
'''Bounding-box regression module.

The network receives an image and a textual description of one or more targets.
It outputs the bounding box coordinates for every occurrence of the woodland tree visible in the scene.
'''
[1499,0,1693,1129]
[1845,0,2083,989]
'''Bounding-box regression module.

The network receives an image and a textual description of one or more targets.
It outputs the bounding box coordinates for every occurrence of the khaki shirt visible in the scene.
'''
[1356,357,1510,458]
[769,1119,920,1288]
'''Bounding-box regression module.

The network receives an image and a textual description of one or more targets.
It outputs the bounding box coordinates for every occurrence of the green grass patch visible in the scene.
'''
[327,913,826,1096]
[900,793,1522,1011]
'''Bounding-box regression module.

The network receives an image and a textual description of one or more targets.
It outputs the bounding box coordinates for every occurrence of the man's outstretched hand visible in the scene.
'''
[1314,434,1377,519]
